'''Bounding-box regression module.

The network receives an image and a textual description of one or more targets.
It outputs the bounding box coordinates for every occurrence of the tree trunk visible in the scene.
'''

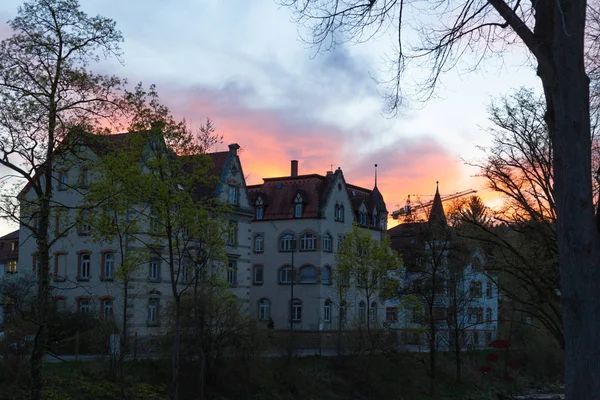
[536,3,600,396]
[193,274,206,400]
[172,297,181,400]
[30,199,51,400]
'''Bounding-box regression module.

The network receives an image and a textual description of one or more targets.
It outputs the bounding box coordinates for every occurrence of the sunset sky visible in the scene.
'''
[0,0,543,235]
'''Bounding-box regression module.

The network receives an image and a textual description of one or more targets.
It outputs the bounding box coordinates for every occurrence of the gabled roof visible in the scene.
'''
[0,230,19,241]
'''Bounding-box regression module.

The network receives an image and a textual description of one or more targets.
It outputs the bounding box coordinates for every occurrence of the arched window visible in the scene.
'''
[321,266,332,285]
[322,233,332,252]
[324,300,331,322]
[358,301,366,322]
[279,233,295,251]
[369,302,378,321]
[334,204,340,220]
[299,265,317,284]
[255,196,264,220]
[294,193,303,218]
[258,298,271,321]
[339,205,345,222]
[300,232,316,251]
[254,234,264,253]
[279,266,294,284]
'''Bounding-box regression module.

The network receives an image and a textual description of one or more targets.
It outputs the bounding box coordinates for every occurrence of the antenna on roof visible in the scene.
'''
[374,164,378,187]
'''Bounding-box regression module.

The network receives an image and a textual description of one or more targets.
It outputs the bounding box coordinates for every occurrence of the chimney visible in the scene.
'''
[228,143,240,156]
[291,160,298,177]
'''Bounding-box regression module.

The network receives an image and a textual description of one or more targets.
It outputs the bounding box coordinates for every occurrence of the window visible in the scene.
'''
[486,332,493,345]
[321,266,331,285]
[373,212,378,228]
[101,298,114,320]
[299,232,316,251]
[258,298,271,320]
[255,196,264,220]
[54,252,67,279]
[254,234,264,253]
[78,209,91,234]
[370,302,378,321]
[469,307,483,324]
[337,235,345,251]
[256,206,264,220]
[80,168,90,188]
[227,222,238,246]
[340,301,347,328]
[55,297,66,313]
[228,186,239,205]
[11,241,16,251]
[253,265,264,285]
[78,252,91,280]
[358,301,366,322]
[279,233,295,251]
[339,205,345,222]
[322,233,332,252]
[359,212,367,225]
[291,299,302,322]
[469,281,482,298]
[386,307,399,323]
[58,171,68,190]
[149,260,160,281]
[148,298,159,325]
[78,298,90,314]
[227,260,237,287]
[486,308,493,323]
[102,252,115,280]
[334,204,340,220]
[6,260,17,274]
[486,281,493,298]
[279,266,293,284]
[293,193,303,218]
[324,300,331,322]
[298,265,317,284]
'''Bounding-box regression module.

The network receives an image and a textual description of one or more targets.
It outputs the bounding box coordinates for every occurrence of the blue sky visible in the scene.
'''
[0,0,543,235]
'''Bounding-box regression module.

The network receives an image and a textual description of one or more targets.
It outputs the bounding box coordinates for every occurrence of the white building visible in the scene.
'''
[247,161,388,331]
[17,134,252,337]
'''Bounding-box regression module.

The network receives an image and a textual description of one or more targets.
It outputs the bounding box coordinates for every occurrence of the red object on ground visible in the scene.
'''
[489,339,511,349]
[486,353,499,362]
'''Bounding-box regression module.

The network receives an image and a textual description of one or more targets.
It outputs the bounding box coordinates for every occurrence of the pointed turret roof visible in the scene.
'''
[429,181,446,225]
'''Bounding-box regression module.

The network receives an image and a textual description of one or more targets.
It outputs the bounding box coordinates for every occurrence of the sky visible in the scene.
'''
[0,0,543,236]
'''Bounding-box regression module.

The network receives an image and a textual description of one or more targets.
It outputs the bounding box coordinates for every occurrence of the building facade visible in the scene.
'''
[17,134,252,337]
[247,161,388,331]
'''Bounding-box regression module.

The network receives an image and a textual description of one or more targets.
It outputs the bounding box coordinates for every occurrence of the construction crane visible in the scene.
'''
[391,189,478,222]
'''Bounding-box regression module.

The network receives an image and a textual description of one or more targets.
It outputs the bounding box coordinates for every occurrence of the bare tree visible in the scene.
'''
[0,1,124,398]
[281,0,600,394]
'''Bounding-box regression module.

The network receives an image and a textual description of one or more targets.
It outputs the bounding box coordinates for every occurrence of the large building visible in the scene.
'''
[247,161,388,331]
[17,134,252,337]
[385,186,499,349]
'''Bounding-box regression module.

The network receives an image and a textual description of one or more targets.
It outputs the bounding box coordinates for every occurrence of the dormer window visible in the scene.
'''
[373,211,378,228]
[228,186,239,205]
[359,211,367,226]
[294,193,303,218]
[255,196,264,220]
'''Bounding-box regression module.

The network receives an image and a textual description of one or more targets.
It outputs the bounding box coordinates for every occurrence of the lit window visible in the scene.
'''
[300,232,316,251]
[103,253,114,279]
[227,260,237,287]
[228,187,239,205]
[321,266,331,285]
[322,233,332,252]
[6,260,17,274]
[254,235,264,253]
[298,265,317,284]
[149,260,160,281]
[11,241,17,251]
[279,266,293,284]
[358,301,366,322]
[258,298,271,321]
[58,171,68,190]
[324,300,331,322]
[79,253,91,280]
[279,233,295,251]
[291,299,302,322]
[253,265,264,285]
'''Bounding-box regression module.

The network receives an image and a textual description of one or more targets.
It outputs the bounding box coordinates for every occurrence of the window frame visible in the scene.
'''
[147,298,159,326]
[322,233,332,252]
[227,259,238,287]
[102,251,115,280]
[228,186,239,205]
[101,297,114,320]
[279,233,295,252]
[299,232,316,251]
[298,265,317,284]
[358,301,366,322]
[58,171,68,191]
[279,266,294,284]
[321,266,332,285]
[258,298,271,321]
[254,234,264,253]
[149,260,161,281]
[77,297,90,314]
[78,252,91,280]
[253,264,264,285]
[291,299,302,322]
[6,260,17,274]
[323,300,331,322]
